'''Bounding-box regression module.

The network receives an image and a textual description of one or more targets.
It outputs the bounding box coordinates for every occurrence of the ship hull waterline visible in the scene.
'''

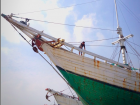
[56,66,140,105]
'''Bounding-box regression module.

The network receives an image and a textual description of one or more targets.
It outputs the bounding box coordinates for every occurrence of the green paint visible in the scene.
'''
[56,66,140,105]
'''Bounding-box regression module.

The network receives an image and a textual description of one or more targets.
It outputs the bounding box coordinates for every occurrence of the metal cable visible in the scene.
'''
[127,40,140,47]
[119,0,140,23]
[126,41,140,57]
[67,37,119,43]
[117,2,132,34]
[110,43,119,59]
[10,23,71,87]
[73,44,118,47]
[12,16,117,31]
[13,0,100,15]
[11,23,89,105]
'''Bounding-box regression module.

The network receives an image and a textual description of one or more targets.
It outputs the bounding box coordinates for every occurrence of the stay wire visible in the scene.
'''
[126,41,140,69]
[12,16,117,31]
[72,44,118,47]
[10,23,72,91]
[126,41,140,57]
[64,45,71,51]
[110,43,119,59]
[13,0,100,15]
[128,52,140,60]
[113,50,120,60]
[117,49,121,64]
[59,88,68,93]
[117,2,132,34]
[11,23,88,105]
[127,40,140,48]
[118,0,140,23]
[67,37,119,43]
[127,52,134,68]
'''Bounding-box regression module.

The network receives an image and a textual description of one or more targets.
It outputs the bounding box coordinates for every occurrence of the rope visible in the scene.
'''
[127,40,140,47]
[10,23,89,105]
[73,44,118,47]
[112,50,120,60]
[126,52,134,68]
[128,52,140,60]
[13,0,100,15]
[59,88,68,93]
[12,16,117,31]
[126,41,140,57]
[117,2,132,34]
[64,45,71,51]
[126,41,140,68]
[118,0,140,23]
[10,23,70,86]
[110,43,119,60]
[117,49,121,64]
[67,37,119,43]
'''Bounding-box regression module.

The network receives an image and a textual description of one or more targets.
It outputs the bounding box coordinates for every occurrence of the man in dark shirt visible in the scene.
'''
[79,41,85,55]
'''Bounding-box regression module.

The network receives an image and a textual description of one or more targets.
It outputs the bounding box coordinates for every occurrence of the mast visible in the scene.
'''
[114,0,119,28]
[112,0,133,64]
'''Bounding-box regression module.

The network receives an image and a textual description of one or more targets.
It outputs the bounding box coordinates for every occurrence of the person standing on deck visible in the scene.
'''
[79,41,85,56]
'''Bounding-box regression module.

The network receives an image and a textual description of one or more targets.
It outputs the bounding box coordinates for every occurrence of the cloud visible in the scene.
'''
[73,13,98,42]
[1,19,22,44]
[1,45,67,105]
[1,47,11,55]
[2,0,74,44]
[1,0,51,44]
[42,2,73,41]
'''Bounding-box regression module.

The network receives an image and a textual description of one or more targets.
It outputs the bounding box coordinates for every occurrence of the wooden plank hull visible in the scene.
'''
[42,43,140,105]
[57,66,140,105]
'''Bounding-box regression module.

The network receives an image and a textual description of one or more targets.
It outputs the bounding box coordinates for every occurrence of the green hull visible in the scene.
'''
[56,66,140,105]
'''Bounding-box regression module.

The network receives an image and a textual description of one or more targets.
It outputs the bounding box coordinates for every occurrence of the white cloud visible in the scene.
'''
[1,45,67,105]
[2,0,74,44]
[42,3,73,41]
[95,32,105,45]
[73,13,98,42]
[1,18,22,44]
[1,47,11,55]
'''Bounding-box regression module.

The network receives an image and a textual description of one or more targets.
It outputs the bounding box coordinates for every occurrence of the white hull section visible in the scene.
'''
[42,43,140,93]
[46,88,83,105]
[54,95,83,105]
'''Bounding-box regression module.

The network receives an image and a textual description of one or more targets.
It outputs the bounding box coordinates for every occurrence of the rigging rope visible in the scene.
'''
[126,52,134,68]
[127,40,140,47]
[10,23,89,105]
[126,41,140,57]
[12,16,117,31]
[72,44,119,47]
[128,52,140,59]
[117,2,132,34]
[117,49,121,64]
[13,0,100,15]
[118,0,140,23]
[67,37,119,43]
[110,43,119,60]
[126,41,140,68]
[10,23,71,89]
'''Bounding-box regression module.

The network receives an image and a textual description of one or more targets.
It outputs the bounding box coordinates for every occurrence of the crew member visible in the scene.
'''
[79,41,85,55]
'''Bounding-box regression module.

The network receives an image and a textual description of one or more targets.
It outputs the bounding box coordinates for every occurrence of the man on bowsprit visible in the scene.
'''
[79,41,85,56]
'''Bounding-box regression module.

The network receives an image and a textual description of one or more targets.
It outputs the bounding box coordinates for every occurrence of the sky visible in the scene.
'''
[1,0,140,105]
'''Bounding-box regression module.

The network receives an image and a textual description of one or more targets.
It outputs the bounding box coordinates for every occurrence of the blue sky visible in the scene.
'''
[1,0,140,105]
